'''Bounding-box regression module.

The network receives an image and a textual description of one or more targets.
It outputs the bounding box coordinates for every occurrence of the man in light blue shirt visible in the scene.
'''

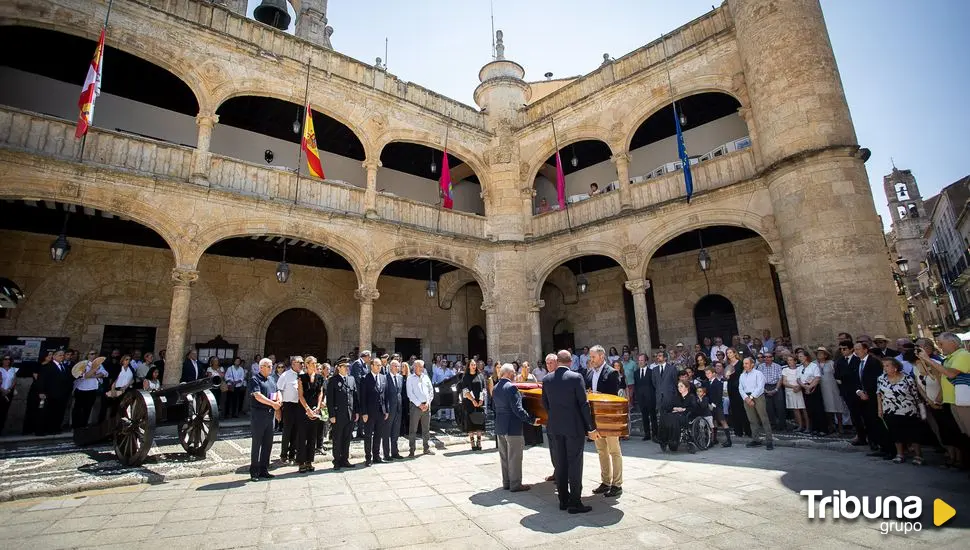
[739,357,773,450]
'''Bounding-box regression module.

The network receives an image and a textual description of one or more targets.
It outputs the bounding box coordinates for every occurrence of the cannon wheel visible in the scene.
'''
[114,390,156,467]
[178,389,220,457]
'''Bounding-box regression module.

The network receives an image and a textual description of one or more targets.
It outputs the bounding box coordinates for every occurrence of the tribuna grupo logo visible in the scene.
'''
[801,490,923,534]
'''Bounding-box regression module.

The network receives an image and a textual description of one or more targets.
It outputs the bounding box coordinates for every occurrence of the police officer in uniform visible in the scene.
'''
[327,360,360,470]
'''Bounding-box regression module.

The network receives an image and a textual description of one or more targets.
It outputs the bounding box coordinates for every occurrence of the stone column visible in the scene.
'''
[163,268,199,386]
[362,158,381,218]
[768,254,800,342]
[354,285,379,353]
[624,278,652,353]
[481,297,499,362]
[611,152,633,210]
[529,299,545,364]
[192,113,218,184]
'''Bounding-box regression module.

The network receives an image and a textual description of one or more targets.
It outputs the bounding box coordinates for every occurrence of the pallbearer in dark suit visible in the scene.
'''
[327,360,360,469]
[383,360,405,460]
[633,353,657,441]
[542,350,601,514]
[585,345,624,498]
[37,349,73,435]
[362,359,389,465]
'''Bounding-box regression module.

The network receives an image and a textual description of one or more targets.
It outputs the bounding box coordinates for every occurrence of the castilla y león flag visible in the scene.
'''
[301,103,325,179]
[439,149,454,209]
[75,28,106,139]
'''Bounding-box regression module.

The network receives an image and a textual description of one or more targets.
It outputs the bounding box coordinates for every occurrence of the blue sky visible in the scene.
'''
[249,0,970,228]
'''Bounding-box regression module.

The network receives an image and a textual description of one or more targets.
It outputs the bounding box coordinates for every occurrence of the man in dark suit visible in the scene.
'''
[326,360,360,469]
[361,358,389,465]
[834,340,866,445]
[493,363,538,492]
[181,350,202,383]
[349,350,370,438]
[542,349,600,514]
[633,353,656,441]
[651,351,678,413]
[585,345,624,498]
[854,341,893,458]
[383,360,405,460]
[37,349,72,435]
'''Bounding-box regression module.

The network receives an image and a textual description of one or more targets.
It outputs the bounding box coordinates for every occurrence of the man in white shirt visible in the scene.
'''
[225,358,247,418]
[738,357,773,450]
[276,356,304,463]
[72,352,106,429]
[1,354,19,435]
[578,347,590,372]
[709,337,729,363]
[406,360,435,457]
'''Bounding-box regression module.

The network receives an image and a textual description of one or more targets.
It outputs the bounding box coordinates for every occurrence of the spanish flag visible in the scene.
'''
[75,28,106,139]
[301,103,325,179]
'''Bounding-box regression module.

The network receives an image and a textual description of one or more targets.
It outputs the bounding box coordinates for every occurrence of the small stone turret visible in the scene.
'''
[474,31,531,121]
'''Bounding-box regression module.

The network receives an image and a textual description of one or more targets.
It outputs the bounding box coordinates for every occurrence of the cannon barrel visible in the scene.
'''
[164,375,223,398]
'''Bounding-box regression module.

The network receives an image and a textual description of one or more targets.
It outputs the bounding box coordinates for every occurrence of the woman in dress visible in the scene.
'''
[21,351,52,435]
[458,359,487,450]
[517,363,537,383]
[205,356,226,412]
[296,356,324,472]
[104,355,135,420]
[797,350,827,435]
[611,360,627,397]
[725,348,751,437]
[316,362,331,454]
[781,355,806,431]
[816,347,843,433]
[877,357,925,464]
[142,366,162,392]
[607,347,621,365]
[695,353,709,373]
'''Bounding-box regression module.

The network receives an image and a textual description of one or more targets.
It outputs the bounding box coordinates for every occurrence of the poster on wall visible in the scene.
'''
[0,336,71,364]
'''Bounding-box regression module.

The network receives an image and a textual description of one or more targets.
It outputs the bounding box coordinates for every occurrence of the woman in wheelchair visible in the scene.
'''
[658,380,710,452]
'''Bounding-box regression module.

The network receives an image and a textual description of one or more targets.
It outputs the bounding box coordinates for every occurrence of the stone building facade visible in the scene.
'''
[0,0,905,386]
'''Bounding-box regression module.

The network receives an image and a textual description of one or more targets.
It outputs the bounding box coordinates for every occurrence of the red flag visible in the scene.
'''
[555,152,567,209]
[439,150,453,209]
[301,103,325,179]
[76,28,106,139]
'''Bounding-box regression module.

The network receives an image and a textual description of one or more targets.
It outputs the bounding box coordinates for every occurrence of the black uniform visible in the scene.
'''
[326,373,359,467]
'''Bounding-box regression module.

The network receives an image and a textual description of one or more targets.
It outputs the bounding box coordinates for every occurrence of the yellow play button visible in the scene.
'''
[934,499,956,527]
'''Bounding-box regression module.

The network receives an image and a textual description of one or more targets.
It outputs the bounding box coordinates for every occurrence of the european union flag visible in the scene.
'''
[674,104,694,203]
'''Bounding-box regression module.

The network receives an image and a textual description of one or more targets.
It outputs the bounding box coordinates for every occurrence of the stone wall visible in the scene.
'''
[648,237,781,347]
[540,268,632,355]
[0,230,483,362]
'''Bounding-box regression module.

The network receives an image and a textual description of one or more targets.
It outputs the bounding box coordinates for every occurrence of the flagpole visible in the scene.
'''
[435,124,451,233]
[662,32,693,204]
[78,0,114,163]
[294,56,311,205]
[551,119,572,232]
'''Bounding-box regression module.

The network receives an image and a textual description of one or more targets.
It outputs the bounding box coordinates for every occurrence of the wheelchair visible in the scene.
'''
[672,416,713,453]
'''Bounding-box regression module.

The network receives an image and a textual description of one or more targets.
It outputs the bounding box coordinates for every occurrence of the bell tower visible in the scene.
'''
[885,168,929,294]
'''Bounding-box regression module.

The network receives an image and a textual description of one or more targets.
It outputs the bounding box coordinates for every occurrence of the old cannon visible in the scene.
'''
[74,376,221,467]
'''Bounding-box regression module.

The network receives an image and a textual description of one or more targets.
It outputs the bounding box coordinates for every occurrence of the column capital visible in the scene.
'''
[624,278,650,295]
[172,268,199,287]
[354,285,380,303]
[767,253,785,269]
[362,158,382,171]
[195,113,219,128]
[480,298,496,312]
[529,299,545,312]
[611,152,631,165]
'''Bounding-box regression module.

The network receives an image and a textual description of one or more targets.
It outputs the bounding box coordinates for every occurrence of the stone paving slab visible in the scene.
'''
[1,438,969,549]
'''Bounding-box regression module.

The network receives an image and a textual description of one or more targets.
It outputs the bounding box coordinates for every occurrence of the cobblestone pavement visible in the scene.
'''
[1,434,969,549]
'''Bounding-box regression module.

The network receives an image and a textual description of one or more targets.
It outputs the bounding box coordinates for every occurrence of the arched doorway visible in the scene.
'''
[264,308,327,362]
[694,295,739,345]
[467,325,487,360]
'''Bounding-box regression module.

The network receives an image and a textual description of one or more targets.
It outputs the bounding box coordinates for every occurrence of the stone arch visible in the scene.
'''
[437,269,480,309]
[522,126,617,190]
[531,243,632,302]
[0,22,208,116]
[374,132,491,191]
[622,79,745,153]
[543,266,579,305]
[211,87,369,152]
[369,247,490,297]
[0,188,189,268]
[186,218,368,284]
[253,297,342,361]
[638,208,781,279]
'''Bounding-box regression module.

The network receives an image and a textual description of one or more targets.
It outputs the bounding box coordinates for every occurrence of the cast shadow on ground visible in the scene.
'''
[469,484,623,533]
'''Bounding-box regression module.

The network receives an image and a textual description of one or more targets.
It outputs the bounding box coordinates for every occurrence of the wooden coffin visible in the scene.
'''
[515,383,629,438]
